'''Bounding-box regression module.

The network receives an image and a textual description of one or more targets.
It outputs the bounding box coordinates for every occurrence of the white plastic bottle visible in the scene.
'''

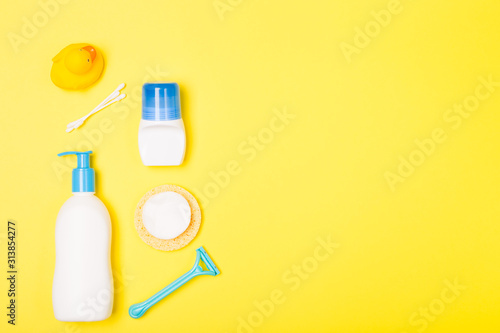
[52,151,113,322]
[139,82,186,166]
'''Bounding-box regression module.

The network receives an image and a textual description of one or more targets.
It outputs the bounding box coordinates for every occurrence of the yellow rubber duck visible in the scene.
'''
[51,43,104,90]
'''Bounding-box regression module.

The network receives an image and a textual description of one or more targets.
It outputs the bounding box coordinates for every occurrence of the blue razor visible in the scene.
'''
[129,247,220,319]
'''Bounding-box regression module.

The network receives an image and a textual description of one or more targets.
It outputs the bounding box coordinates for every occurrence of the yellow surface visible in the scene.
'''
[1,0,500,332]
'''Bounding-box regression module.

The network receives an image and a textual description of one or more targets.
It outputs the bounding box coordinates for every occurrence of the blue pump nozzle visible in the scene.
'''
[58,151,95,193]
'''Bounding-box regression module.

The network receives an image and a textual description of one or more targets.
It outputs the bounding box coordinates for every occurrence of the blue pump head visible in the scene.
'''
[58,151,95,193]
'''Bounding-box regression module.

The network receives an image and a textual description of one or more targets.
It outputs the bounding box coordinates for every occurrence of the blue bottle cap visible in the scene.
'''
[57,151,95,192]
[142,82,181,121]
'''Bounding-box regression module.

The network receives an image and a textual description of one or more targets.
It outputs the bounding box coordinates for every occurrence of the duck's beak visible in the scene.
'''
[82,45,97,62]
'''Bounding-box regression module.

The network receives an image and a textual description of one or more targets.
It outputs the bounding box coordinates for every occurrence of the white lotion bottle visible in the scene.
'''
[139,82,186,166]
[53,151,113,322]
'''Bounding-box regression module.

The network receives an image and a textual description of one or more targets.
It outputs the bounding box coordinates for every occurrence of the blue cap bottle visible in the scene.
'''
[139,83,186,166]
[58,151,95,192]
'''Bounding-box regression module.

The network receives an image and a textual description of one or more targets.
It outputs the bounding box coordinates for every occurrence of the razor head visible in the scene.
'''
[196,247,220,276]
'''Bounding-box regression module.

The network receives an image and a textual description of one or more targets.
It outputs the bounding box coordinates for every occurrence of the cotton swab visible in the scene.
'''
[67,83,124,128]
[66,93,127,132]
[66,84,125,130]
[66,83,126,133]
[66,86,124,131]
[66,91,119,130]
[66,94,126,133]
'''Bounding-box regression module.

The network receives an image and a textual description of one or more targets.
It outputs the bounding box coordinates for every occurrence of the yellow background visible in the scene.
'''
[1,0,500,332]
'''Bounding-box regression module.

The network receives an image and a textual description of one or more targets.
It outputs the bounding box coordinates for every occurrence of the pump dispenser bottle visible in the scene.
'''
[52,151,113,322]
